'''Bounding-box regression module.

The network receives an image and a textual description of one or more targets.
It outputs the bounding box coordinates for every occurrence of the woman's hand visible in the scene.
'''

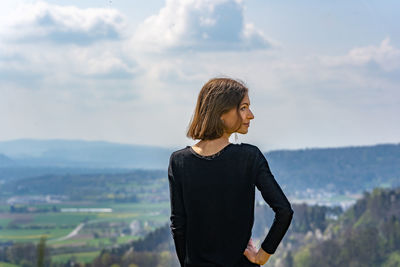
[243,238,258,263]
[243,238,271,265]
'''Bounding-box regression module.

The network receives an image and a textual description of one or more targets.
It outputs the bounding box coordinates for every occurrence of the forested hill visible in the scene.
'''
[338,187,400,229]
[265,143,400,193]
[290,187,400,267]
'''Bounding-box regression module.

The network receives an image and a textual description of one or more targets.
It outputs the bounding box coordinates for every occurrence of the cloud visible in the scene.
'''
[3,1,125,45]
[320,38,400,72]
[133,0,273,52]
[0,2,138,89]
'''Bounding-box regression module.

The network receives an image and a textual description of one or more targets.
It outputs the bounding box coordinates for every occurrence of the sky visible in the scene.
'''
[1,0,399,151]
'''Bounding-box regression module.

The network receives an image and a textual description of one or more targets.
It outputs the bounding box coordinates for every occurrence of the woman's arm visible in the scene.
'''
[254,148,294,255]
[168,153,187,266]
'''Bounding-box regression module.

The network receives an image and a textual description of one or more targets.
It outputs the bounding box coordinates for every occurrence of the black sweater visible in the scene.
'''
[168,143,293,267]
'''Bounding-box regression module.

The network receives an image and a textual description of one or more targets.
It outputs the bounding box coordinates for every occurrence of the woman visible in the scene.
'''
[168,78,293,267]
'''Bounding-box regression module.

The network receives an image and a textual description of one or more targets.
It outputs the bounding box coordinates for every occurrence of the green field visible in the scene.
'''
[0,262,19,267]
[51,251,100,264]
[0,228,71,242]
[0,218,12,227]
[0,201,170,246]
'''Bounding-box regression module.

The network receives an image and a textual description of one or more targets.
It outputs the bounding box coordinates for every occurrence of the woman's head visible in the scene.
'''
[186,77,254,140]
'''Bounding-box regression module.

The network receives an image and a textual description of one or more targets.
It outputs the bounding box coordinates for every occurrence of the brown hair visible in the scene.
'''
[186,77,248,140]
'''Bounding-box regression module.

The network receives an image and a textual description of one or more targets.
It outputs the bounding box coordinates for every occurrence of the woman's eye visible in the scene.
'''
[241,107,246,111]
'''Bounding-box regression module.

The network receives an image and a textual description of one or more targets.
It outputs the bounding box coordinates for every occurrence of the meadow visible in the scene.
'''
[0,201,170,264]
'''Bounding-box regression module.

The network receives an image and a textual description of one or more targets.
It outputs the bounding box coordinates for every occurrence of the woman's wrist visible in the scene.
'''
[255,247,271,265]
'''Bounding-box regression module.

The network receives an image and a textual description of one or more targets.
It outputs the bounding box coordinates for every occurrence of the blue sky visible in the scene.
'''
[1,0,399,151]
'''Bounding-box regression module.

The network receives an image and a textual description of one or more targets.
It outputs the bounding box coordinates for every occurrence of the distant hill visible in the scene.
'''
[0,166,138,182]
[1,139,399,194]
[0,154,15,167]
[0,138,176,169]
[266,143,400,193]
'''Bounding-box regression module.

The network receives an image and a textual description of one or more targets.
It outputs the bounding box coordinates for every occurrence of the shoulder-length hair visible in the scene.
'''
[186,77,248,140]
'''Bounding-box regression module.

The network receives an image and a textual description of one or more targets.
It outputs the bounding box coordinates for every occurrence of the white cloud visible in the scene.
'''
[133,0,273,52]
[2,1,126,45]
[0,2,138,90]
[320,38,400,72]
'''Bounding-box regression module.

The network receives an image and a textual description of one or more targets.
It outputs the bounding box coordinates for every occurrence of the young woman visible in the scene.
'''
[168,78,293,267]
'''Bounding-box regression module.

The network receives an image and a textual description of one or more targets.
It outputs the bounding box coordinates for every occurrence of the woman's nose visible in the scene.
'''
[248,109,254,119]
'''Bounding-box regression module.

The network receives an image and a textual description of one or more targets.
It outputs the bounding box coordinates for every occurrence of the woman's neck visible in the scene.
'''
[192,133,232,156]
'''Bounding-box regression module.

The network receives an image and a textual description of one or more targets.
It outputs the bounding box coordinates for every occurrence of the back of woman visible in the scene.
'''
[168,78,293,267]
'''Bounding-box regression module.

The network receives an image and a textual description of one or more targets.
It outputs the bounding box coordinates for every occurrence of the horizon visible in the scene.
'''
[0,137,398,153]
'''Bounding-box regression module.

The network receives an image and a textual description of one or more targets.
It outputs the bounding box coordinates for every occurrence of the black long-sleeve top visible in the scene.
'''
[168,143,293,267]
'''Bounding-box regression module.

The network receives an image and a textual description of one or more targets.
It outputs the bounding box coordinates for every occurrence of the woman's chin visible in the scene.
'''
[237,128,248,134]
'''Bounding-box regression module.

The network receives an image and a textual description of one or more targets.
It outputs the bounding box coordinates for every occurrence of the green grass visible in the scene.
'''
[116,235,138,244]
[0,262,19,267]
[0,228,72,242]
[33,213,98,224]
[51,251,100,264]
[0,218,12,227]
[48,234,138,247]
[47,237,88,246]
[84,237,113,247]
[0,205,10,212]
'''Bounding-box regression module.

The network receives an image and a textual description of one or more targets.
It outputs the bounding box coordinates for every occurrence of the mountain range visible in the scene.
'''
[1,139,399,193]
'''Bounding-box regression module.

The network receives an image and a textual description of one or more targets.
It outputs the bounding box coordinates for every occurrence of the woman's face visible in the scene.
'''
[220,93,254,134]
